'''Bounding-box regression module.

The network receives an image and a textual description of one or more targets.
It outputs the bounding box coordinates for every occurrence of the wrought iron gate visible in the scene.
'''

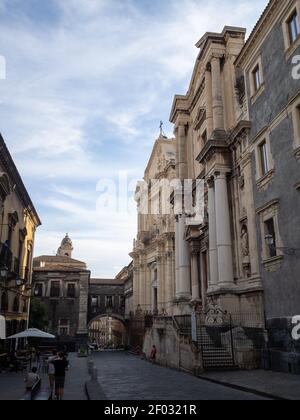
[197,306,236,370]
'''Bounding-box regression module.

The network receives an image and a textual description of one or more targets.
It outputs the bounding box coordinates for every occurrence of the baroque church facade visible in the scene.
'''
[130,0,300,374]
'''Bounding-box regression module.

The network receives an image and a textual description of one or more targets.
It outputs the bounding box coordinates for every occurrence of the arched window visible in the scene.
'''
[13,296,19,313]
[1,292,8,311]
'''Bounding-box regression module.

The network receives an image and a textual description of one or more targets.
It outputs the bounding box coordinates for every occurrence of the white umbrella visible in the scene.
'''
[7,328,55,340]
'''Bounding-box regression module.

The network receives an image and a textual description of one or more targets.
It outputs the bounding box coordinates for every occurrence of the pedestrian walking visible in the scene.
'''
[51,352,69,400]
[47,350,57,399]
[150,345,157,363]
[24,367,40,392]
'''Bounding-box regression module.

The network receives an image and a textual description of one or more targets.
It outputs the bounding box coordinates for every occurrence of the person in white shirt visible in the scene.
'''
[48,350,58,399]
[25,367,40,391]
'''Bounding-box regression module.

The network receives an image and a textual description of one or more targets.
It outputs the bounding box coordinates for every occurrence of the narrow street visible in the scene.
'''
[92,352,270,400]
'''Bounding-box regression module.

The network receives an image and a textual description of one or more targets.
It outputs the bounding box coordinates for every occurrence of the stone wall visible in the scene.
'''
[143,320,202,374]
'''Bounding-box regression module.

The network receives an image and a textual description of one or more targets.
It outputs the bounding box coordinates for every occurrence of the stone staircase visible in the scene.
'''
[197,327,236,370]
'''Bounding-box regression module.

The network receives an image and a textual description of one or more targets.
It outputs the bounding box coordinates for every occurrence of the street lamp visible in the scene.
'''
[264,234,300,256]
[0,266,8,279]
[264,234,274,247]
[15,277,23,287]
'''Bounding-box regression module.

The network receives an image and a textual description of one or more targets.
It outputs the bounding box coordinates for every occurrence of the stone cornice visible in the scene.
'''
[196,133,229,164]
[228,120,251,146]
[235,0,284,69]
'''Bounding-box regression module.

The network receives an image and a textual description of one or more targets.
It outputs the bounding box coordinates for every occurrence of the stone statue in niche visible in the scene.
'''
[241,225,249,258]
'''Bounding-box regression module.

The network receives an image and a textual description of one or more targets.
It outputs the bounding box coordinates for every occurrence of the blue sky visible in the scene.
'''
[0,0,267,278]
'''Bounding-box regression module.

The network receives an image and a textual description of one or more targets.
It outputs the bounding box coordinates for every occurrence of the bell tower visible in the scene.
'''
[57,233,74,258]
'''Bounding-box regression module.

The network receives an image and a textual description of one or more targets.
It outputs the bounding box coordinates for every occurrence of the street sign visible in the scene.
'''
[0,315,6,339]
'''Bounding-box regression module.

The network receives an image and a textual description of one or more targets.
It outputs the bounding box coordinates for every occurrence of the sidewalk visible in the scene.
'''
[199,370,300,400]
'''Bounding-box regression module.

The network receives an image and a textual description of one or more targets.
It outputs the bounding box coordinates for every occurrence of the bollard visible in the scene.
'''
[91,367,98,381]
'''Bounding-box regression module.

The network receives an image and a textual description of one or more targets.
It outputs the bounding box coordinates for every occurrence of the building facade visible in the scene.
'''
[131,133,177,316]
[236,0,300,372]
[32,235,90,348]
[129,0,300,373]
[0,134,41,344]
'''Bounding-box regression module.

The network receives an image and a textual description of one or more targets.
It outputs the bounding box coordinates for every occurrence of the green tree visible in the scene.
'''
[29,298,49,330]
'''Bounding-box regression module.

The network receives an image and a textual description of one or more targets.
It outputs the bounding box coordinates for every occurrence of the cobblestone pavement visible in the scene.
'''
[0,353,88,401]
[92,352,270,400]
[64,353,89,401]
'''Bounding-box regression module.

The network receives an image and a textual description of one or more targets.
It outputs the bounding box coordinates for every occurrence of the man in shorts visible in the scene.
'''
[51,352,69,400]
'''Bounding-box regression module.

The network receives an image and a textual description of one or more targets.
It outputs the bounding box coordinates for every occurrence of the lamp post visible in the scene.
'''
[264,234,300,256]
[0,265,8,280]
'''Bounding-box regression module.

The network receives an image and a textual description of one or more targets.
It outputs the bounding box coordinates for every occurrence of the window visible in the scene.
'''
[1,292,8,312]
[259,140,270,176]
[50,281,60,298]
[59,319,69,336]
[91,296,98,313]
[22,300,27,313]
[249,57,264,101]
[253,65,261,92]
[106,296,113,309]
[67,284,76,298]
[13,297,19,313]
[35,283,43,297]
[119,296,125,309]
[288,11,299,44]
[264,218,277,258]
[257,199,283,271]
[254,130,274,189]
[283,5,300,55]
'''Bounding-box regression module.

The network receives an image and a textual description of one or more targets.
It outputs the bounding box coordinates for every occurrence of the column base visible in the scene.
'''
[207,283,237,296]
[174,294,191,302]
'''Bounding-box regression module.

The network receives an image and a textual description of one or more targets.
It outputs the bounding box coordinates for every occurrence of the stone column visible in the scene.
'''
[200,251,208,308]
[211,55,224,131]
[150,264,158,314]
[175,218,180,295]
[77,272,89,337]
[178,124,188,180]
[215,172,234,286]
[207,178,218,288]
[165,250,173,313]
[133,262,140,310]
[176,215,191,299]
[191,248,201,301]
[157,255,165,312]
[145,265,152,313]
[205,67,213,138]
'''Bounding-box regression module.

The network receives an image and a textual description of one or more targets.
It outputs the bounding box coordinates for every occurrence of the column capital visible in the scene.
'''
[214,171,228,180]
[210,52,225,62]
[175,115,190,130]
[206,176,215,189]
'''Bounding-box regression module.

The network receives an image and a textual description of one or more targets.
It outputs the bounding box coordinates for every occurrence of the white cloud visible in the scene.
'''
[0,0,268,276]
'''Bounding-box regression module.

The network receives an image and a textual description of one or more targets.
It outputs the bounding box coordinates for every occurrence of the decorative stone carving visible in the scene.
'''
[241,225,249,258]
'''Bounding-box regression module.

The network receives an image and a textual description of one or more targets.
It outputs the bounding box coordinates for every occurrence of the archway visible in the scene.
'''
[88,315,126,349]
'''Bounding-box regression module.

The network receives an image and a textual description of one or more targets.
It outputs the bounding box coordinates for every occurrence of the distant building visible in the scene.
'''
[32,235,90,349]
[0,134,41,343]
